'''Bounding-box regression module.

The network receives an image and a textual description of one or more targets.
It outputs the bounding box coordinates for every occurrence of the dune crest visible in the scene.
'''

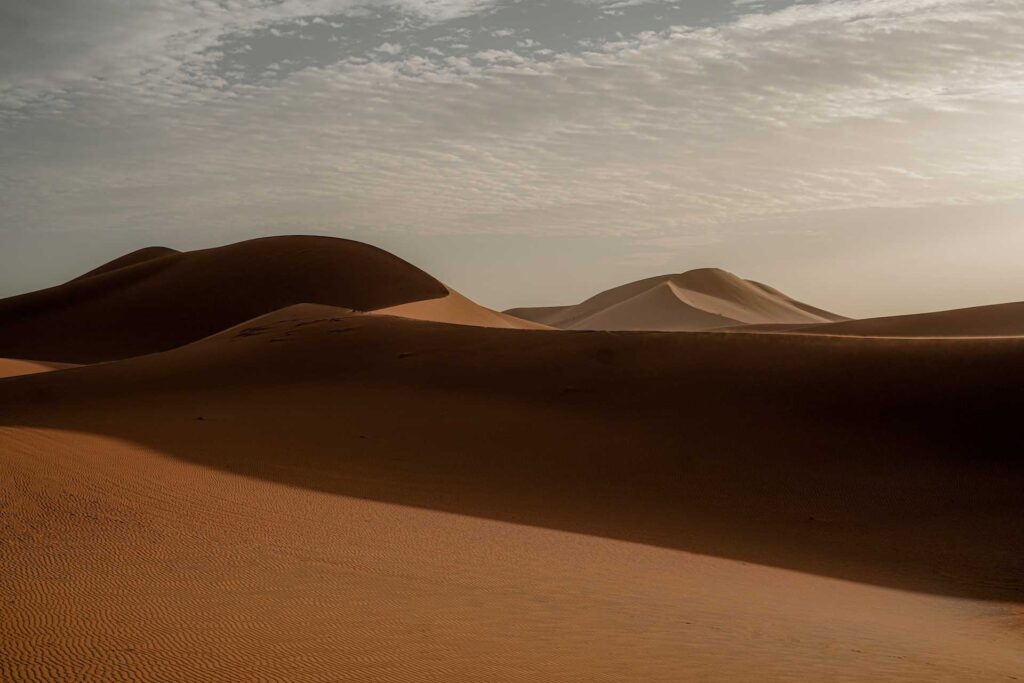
[68,246,181,282]
[506,268,846,331]
[752,301,1024,338]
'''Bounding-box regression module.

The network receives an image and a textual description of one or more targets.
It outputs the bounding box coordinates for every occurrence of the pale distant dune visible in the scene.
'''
[506,268,846,331]
[1,304,1022,681]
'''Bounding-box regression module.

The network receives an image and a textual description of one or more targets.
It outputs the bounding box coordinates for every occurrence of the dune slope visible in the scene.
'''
[507,268,847,331]
[375,289,550,329]
[1,308,1022,680]
[778,300,1024,337]
[0,358,77,379]
[0,236,449,363]
[69,246,181,281]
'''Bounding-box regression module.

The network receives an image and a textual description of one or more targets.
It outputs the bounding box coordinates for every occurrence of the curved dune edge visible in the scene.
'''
[782,301,1024,338]
[0,358,79,379]
[69,246,181,282]
[374,290,552,329]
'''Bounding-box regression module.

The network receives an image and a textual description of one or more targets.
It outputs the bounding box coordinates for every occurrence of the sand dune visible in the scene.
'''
[375,289,550,329]
[0,235,451,363]
[751,300,1024,338]
[2,306,1021,680]
[506,268,847,331]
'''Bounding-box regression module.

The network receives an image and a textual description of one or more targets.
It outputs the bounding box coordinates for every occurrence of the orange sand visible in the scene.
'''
[2,305,1022,680]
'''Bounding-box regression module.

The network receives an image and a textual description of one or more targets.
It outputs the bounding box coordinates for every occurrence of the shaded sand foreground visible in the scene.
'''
[2,307,1023,680]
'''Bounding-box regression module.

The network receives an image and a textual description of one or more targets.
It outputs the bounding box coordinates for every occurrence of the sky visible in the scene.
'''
[1,0,1022,317]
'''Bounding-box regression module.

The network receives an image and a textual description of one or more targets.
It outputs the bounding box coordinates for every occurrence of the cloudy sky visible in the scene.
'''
[1,0,1022,316]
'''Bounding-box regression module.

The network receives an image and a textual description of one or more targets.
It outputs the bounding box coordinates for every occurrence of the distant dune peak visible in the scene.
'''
[506,268,847,332]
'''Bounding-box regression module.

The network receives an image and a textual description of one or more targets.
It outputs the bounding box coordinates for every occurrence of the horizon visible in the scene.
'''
[2,0,1023,319]
[3,221,1023,319]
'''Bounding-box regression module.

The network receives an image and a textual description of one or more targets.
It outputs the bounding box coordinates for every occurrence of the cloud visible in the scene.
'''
[1,0,1022,244]
[0,0,505,116]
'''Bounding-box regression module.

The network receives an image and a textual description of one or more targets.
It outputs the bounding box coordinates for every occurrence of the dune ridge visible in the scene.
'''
[375,290,550,329]
[731,300,1024,337]
[68,246,182,282]
[506,268,847,331]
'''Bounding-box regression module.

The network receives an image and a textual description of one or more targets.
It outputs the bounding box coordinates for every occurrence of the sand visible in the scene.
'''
[375,289,550,329]
[753,300,1024,337]
[0,358,78,379]
[507,268,847,331]
[0,236,450,363]
[2,305,1022,681]
[69,246,182,282]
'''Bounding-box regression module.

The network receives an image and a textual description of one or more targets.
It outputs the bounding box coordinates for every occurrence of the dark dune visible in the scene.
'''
[0,236,449,363]
[2,305,1021,602]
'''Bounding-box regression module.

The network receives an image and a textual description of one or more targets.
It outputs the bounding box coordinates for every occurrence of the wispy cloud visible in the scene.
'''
[1,0,1022,245]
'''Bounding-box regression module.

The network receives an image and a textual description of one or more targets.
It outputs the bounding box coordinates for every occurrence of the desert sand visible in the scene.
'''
[506,268,847,331]
[0,357,77,379]
[727,300,1024,337]
[375,289,549,329]
[2,295,1023,680]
